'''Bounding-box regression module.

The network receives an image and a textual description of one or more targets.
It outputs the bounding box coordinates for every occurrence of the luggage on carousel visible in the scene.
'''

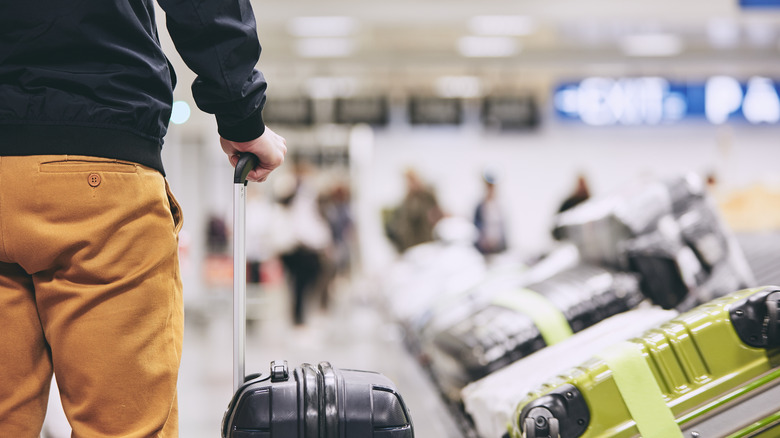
[422,264,645,401]
[381,217,487,328]
[460,306,678,438]
[554,173,754,310]
[511,286,780,438]
[222,154,414,438]
[417,243,581,343]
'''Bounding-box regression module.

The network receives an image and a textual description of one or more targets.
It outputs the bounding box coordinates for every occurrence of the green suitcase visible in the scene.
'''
[511,286,780,438]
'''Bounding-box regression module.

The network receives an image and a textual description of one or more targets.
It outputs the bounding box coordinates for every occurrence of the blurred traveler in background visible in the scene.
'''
[706,172,719,190]
[319,182,356,306]
[207,214,230,254]
[0,0,285,435]
[385,169,444,253]
[270,158,333,325]
[558,174,592,213]
[473,172,508,255]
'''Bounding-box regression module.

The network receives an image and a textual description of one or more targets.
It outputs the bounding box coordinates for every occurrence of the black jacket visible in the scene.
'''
[0,0,267,174]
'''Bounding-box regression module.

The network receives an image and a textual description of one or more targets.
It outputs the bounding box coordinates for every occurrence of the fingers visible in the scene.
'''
[219,128,288,182]
[246,167,271,182]
[247,171,269,183]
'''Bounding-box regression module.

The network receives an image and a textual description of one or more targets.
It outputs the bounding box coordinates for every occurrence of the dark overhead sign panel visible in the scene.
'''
[483,96,539,130]
[554,76,780,126]
[262,98,314,126]
[408,97,462,125]
[335,97,389,126]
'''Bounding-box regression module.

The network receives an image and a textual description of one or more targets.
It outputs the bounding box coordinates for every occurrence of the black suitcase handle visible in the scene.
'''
[730,286,780,348]
[234,153,259,185]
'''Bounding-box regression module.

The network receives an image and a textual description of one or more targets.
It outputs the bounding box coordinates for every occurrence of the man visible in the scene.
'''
[473,173,507,255]
[0,0,286,435]
[385,169,443,253]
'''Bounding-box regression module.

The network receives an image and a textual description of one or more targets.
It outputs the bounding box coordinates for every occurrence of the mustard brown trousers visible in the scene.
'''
[0,155,184,437]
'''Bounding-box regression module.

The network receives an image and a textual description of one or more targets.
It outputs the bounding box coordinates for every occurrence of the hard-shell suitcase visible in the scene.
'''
[380,233,488,363]
[460,306,678,438]
[222,155,414,438]
[423,265,645,401]
[511,286,780,438]
[405,242,579,370]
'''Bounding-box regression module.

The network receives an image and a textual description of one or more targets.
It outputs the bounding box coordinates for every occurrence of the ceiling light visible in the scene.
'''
[288,16,357,37]
[467,15,536,36]
[707,18,740,49]
[458,36,519,58]
[619,33,683,57]
[745,22,776,48]
[296,38,355,58]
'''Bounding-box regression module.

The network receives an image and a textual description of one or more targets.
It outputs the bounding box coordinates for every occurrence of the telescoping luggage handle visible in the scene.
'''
[226,154,415,438]
[233,153,259,392]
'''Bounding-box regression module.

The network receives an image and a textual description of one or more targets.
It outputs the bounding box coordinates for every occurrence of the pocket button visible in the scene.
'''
[88,173,101,187]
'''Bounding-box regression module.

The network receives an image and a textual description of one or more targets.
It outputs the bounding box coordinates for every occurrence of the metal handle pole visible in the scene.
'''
[233,182,247,393]
[232,153,258,393]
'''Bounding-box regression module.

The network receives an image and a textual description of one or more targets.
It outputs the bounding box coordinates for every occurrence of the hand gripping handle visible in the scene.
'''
[234,153,260,185]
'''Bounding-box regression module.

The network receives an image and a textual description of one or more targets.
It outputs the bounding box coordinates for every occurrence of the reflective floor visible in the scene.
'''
[43,277,463,437]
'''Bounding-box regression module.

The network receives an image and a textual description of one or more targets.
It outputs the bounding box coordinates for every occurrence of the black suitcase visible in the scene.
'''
[423,264,645,401]
[221,154,414,438]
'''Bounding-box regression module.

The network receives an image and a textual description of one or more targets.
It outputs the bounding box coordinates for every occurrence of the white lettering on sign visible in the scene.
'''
[706,76,744,124]
[556,77,672,126]
[742,77,780,124]
[557,76,780,125]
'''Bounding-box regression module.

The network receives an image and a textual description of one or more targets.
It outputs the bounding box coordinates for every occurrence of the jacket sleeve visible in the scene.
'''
[157,0,266,141]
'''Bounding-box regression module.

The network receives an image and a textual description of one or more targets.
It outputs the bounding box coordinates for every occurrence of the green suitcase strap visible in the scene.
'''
[492,288,574,346]
[597,342,683,438]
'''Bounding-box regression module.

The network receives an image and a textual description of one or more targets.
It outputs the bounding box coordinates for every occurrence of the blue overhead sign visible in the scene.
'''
[553,76,780,126]
[740,0,780,7]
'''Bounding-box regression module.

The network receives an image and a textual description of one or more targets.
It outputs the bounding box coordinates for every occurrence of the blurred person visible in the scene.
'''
[558,173,591,213]
[385,169,444,253]
[207,214,230,254]
[270,159,333,325]
[473,172,508,255]
[0,0,286,436]
[706,172,718,189]
[318,182,355,306]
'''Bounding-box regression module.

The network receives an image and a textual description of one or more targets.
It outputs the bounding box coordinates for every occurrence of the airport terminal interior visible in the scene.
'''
[41,0,780,437]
